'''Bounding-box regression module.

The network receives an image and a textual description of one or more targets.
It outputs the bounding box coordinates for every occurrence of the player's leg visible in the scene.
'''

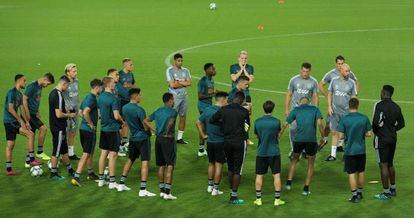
[318,114,330,150]
[229,141,246,204]
[303,154,315,196]
[388,143,396,196]
[176,96,188,144]
[288,121,297,159]
[326,131,339,161]
[375,146,392,199]
[177,115,187,143]
[118,141,137,191]
[271,156,284,206]
[98,149,109,187]
[212,162,223,196]
[198,134,206,156]
[108,151,118,189]
[207,162,215,193]
[158,166,166,196]
[85,133,98,181]
[163,165,175,200]
[36,124,50,160]
[357,172,365,200]
[155,137,166,197]
[68,118,80,160]
[163,137,177,200]
[348,173,358,203]
[72,130,92,186]
[59,134,74,177]
[138,158,156,197]
[20,126,38,167]
[254,156,265,206]
[5,140,19,175]
[211,142,225,196]
[286,142,301,190]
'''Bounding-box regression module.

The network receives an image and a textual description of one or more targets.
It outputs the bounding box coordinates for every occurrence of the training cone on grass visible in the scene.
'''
[278,0,285,4]
[257,25,264,30]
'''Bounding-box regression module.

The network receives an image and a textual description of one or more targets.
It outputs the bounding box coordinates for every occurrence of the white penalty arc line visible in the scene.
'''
[164,27,414,104]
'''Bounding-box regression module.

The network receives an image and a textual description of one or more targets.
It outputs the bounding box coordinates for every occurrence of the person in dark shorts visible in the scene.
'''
[196,91,228,196]
[3,74,37,175]
[372,85,405,200]
[338,98,372,203]
[117,88,156,197]
[279,97,324,196]
[97,76,125,189]
[253,100,285,207]
[48,75,76,180]
[144,93,178,200]
[23,72,55,161]
[210,91,250,205]
[71,79,102,187]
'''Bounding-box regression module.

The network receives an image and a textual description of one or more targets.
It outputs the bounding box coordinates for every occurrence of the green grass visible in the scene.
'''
[1,0,414,217]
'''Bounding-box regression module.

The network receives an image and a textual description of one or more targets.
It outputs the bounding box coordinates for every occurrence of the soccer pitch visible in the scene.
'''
[0,0,413,216]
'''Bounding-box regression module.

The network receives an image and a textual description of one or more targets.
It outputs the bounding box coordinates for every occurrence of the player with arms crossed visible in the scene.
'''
[338,98,372,203]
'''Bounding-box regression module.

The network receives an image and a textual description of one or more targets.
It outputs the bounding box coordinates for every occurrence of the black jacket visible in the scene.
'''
[372,98,405,144]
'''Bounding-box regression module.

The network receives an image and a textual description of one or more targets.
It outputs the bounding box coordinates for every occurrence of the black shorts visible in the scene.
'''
[293,142,317,156]
[344,154,366,174]
[256,155,281,175]
[4,123,20,141]
[120,100,129,116]
[99,131,120,152]
[155,136,176,166]
[224,140,247,175]
[80,130,97,154]
[52,130,68,157]
[376,142,396,167]
[129,139,150,162]
[245,95,252,103]
[207,142,226,164]
[29,115,44,131]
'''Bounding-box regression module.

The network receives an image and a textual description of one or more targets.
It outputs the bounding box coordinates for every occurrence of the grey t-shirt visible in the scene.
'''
[329,76,357,114]
[322,68,357,84]
[288,75,319,108]
[63,79,79,111]
[166,66,191,97]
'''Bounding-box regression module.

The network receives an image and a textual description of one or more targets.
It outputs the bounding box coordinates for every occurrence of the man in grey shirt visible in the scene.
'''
[63,63,80,160]
[285,62,319,158]
[166,53,192,144]
[326,63,357,161]
[319,55,359,150]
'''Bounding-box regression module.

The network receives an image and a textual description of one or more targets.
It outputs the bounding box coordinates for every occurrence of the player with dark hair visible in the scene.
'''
[4,74,39,175]
[196,91,228,196]
[210,91,250,204]
[23,72,55,163]
[71,79,103,186]
[253,100,285,207]
[144,93,178,200]
[48,75,76,180]
[196,63,216,157]
[372,85,405,200]
[166,53,192,145]
[227,75,249,104]
[338,98,372,203]
[279,96,324,196]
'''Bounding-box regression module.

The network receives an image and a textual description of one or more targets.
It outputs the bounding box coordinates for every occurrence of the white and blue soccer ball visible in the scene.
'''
[30,166,43,177]
[209,2,217,10]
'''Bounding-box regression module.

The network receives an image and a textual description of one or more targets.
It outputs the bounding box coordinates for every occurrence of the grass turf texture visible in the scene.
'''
[0,0,413,217]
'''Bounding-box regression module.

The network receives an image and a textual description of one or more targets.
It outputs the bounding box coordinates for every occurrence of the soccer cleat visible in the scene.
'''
[108,182,119,190]
[117,150,127,157]
[274,199,286,206]
[163,193,177,200]
[211,189,223,196]
[357,193,363,199]
[87,173,99,182]
[25,163,31,168]
[36,152,51,161]
[98,180,108,187]
[176,139,188,144]
[284,184,292,191]
[30,159,43,166]
[349,195,360,203]
[160,192,166,198]
[139,190,156,197]
[5,170,21,176]
[207,186,213,193]
[117,184,131,192]
[198,150,207,157]
[302,190,311,196]
[69,155,80,160]
[374,193,392,200]
[49,174,65,181]
[247,140,254,145]
[390,189,397,197]
[71,178,82,187]
[230,198,244,205]
[253,199,262,206]
[325,155,337,161]
[336,146,344,152]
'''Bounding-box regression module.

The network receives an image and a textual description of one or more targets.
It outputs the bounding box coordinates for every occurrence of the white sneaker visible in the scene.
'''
[118,150,127,157]
[211,189,223,196]
[163,193,177,200]
[207,186,213,193]
[117,184,131,192]
[98,180,108,187]
[198,150,208,157]
[139,189,156,197]
[108,182,119,190]
[248,140,254,145]
[160,192,166,198]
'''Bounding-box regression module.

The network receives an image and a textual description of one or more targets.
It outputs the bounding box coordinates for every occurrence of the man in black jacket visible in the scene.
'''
[372,85,405,200]
[210,91,250,205]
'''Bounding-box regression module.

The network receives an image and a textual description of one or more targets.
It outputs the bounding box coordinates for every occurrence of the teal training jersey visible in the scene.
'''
[79,93,98,132]
[254,115,281,157]
[97,91,120,132]
[199,105,223,143]
[3,87,23,124]
[197,76,214,113]
[123,102,148,142]
[149,105,177,136]
[25,81,42,114]
[338,112,372,156]
[286,104,322,142]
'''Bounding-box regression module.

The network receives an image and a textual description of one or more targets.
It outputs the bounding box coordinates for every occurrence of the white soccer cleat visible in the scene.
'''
[108,182,119,190]
[211,189,223,196]
[163,193,177,200]
[98,180,108,187]
[117,151,127,157]
[117,184,131,192]
[207,186,213,193]
[160,192,166,198]
[139,190,156,197]
[198,150,208,157]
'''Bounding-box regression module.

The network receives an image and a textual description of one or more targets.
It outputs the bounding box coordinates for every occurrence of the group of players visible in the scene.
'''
[2,52,405,205]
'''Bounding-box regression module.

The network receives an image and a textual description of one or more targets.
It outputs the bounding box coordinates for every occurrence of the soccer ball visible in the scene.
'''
[209,2,217,10]
[30,166,43,177]
[47,160,60,169]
